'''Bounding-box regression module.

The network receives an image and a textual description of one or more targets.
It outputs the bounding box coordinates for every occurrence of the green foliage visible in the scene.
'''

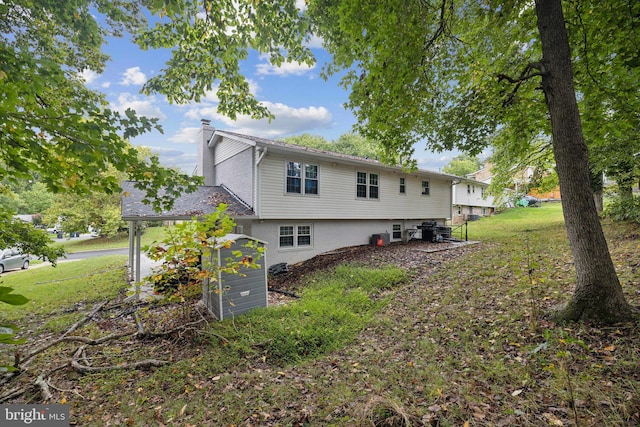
[1,0,202,270]
[442,154,482,177]
[0,209,65,264]
[45,161,134,237]
[145,205,262,300]
[0,286,28,372]
[283,132,381,159]
[219,264,406,365]
[1,0,200,209]
[603,195,640,224]
[138,0,314,119]
[17,182,56,214]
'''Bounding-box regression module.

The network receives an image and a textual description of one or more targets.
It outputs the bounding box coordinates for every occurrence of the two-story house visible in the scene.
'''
[195,121,459,266]
[451,179,495,223]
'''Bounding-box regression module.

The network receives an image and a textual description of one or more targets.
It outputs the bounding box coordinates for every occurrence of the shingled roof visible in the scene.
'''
[120,181,255,221]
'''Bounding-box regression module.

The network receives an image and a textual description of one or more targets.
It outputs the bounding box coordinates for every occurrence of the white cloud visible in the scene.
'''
[188,101,332,137]
[80,69,99,84]
[295,0,307,11]
[120,67,147,86]
[101,81,111,88]
[256,59,315,77]
[305,34,325,49]
[168,126,201,144]
[140,146,197,174]
[110,93,166,120]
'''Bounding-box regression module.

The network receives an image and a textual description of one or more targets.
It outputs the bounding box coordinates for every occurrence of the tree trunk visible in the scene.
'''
[534,0,634,323]
[590,169,604,213]
[593,190,603,214]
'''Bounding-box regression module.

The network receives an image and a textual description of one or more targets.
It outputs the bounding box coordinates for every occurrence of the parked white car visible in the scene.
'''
[0,248,30,274]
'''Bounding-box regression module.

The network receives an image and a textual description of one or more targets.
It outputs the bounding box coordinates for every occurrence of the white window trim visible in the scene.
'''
[421,180,430,196]
[392,223,402,240]
[399,177,406,194]
[356,171,379,200]
[285,161,320,196]
[278,224,314,249]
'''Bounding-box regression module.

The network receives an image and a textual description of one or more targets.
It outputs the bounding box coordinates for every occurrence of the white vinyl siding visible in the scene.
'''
[215,148,254,205]
[452,181,495,208]
[258,153,451,220]
[215,137,251,165]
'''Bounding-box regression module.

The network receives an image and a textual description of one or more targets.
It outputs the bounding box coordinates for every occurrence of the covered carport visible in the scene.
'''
[120,181,255,284]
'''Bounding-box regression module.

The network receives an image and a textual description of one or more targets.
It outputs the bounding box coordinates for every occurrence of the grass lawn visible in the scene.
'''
[52,225,168,252]
[1,203,638,426]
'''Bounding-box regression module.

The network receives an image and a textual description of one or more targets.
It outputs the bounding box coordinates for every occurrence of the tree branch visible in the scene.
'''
[496,62,547,107]
[61,300,109,338]
[34,375,52,401]
[69,346,169,373]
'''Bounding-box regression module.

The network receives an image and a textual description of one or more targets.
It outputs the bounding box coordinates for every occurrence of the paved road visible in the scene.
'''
[4,247,159,281]
[62,248,128,260]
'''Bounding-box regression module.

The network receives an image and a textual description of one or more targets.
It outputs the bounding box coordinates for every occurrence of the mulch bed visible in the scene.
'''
[267,238,477,293]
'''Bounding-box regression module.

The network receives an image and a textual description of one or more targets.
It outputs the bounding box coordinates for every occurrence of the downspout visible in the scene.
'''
[450,179,461,225]
[254,146,267,216]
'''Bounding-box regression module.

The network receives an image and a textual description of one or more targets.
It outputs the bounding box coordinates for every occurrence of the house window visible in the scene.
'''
[457,206,462,215]
[482,207,487,215]
[393,224,402,239]
[399,178,406,194]
[369,174,379,199]
[297,225,311,246]
[472,185,475,193]
[305,165,318,195]
[421,180,430,195]
[279,225,294,247]
[356,172,379,199]
[279,225,312,248]
[481,187,485,197]
[467,184,471,194]
[287,161,319,195]
[357,172,367,198]
[286,162,301,193]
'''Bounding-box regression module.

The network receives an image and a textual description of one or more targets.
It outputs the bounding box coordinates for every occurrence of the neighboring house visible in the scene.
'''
[451,179,495,224]
[194,121,459,266]
[450,162,497,224]
[14,214,33,223]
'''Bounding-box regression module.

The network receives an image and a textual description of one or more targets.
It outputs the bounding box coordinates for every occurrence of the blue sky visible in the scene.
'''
[81,16,460,174]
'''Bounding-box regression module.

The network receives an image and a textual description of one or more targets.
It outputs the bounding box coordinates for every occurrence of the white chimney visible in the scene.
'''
[196,119,215,185]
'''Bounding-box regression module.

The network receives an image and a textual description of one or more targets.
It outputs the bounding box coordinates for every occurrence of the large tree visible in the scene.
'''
[488,1,640,213]
[0,0,200,261]
[442,154,482,177]
[284,132,380,159]
[303,0,635,323]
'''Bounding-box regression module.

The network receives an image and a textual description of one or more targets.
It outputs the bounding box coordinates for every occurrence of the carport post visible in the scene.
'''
[135,220,142,284]
[128,221,135,281]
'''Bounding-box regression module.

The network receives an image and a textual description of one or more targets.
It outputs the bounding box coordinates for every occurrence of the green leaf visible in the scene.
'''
[0,287,29,306]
